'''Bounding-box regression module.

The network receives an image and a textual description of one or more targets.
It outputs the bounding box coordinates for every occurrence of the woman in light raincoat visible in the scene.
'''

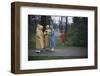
[36,24,44,53]
[44,25,51,49]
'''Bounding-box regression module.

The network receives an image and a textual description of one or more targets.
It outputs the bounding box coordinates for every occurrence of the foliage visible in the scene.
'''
[28,15,37,49]
[65,17,87,47]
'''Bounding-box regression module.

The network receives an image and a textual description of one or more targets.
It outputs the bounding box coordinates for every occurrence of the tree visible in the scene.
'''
[66,17,87,47]
[41,16,51,31]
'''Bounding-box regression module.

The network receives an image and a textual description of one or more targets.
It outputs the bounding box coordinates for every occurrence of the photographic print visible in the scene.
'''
[11,2,97,74]
[28,15,88,60]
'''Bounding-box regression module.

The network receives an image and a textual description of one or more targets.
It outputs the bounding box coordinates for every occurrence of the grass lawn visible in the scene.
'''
[28,56,86,61]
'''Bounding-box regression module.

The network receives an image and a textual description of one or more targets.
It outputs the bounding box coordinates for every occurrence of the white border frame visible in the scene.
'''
[20,6,95,70]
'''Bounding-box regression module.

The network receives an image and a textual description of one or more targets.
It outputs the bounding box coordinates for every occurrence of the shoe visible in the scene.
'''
[51,48,54,51]
[35,50,40,53]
